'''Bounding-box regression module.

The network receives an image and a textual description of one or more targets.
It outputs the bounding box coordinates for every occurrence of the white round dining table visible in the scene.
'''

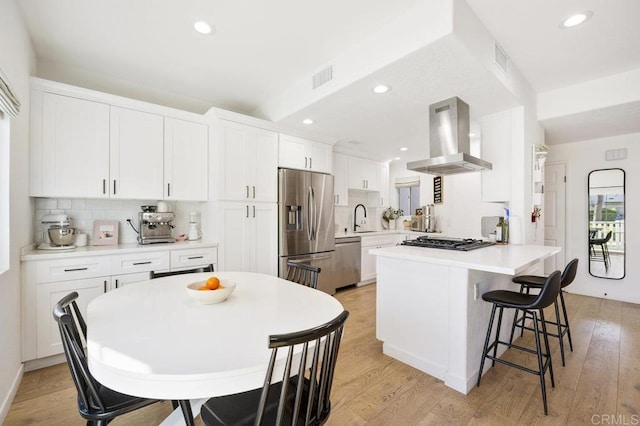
[86,271,344,404]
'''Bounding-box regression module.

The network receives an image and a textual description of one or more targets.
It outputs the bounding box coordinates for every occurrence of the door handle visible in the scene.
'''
[167,183,171,197]
[305,157,308,168]
[253,186,256,199]
[253,205,256,218]
[115,279,119,289]
[113,180,117,195]
[188,256,204,260]
[133,261,152,265]
[104,280,107,293]
[102,179,106,194]
[309,157,312,169]
[64,267,88,272]
[289,254,332,263]
[246,205,249,218]
[246,186,249,198]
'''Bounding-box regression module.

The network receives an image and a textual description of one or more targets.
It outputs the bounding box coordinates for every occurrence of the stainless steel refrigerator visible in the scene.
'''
[278,168,335,294]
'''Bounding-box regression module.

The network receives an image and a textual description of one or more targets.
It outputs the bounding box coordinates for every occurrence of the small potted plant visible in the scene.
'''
[383,207,403,230]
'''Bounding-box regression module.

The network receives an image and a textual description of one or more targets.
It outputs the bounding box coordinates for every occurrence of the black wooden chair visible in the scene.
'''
[53,292,193,425]
[201,310,349,425]
[285,261,321,290]
[149,263,214,279]
[589,231,612,271]
[510,258,579,366]
[477,271,562,415]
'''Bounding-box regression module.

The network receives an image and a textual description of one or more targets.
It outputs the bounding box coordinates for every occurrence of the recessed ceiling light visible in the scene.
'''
[394,157,401,161]
[194,21,214,35]
[302,118,314,125]
[560,11,593,29]
[400,147,408,151]
[372,85,390,94]
[469,132,477,137]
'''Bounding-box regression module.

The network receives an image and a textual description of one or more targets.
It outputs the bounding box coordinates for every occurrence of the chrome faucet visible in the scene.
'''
[354,204,367,232]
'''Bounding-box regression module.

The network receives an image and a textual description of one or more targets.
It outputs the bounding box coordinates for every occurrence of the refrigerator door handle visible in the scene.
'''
[288,254,333,263]
[307,185,317,240]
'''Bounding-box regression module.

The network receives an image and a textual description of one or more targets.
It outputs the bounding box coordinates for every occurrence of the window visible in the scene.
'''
[395,176,421,216]
[0,111,8,274]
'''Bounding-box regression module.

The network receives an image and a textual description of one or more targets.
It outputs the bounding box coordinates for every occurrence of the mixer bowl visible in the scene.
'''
[48,227,77,246]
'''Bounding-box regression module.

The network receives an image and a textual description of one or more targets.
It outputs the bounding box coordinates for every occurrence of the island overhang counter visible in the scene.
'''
[370,243,561,395]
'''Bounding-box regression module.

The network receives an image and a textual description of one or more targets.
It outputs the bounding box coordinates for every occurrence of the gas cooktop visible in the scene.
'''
[401,236,495,251]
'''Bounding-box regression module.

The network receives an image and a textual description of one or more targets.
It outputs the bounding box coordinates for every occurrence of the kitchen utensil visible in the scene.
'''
[141,205,157,213]
[157,201,169,213]
[48,227,77,246]
[75,233,88,247]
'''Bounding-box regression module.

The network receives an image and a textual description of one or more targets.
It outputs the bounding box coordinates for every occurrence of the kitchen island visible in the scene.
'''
[369,243,560,394]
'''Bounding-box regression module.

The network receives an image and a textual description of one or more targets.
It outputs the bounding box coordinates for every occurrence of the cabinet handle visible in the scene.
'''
[113,180,117,195]
[167,183,171,197]
[253,205,256,218]
[252,186,256,199]
[246,205,249,218]
[64,267,88,272]
[115,279,119,289]
[246,186,249,198]
[305,157,308,168]
[188,256,204,260]
[336,194,339,204]
[102,179,106,194]
[133,261,152,265]
[104,280,107,293]
[309,157,313,169]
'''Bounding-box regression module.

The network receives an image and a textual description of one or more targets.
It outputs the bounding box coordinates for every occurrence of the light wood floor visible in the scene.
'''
[5,284,640,425]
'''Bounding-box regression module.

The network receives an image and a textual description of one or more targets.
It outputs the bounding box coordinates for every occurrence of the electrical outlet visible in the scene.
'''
[474,283,480,301]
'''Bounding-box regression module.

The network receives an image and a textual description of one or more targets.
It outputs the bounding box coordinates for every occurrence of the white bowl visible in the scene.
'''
[186,280,236,304]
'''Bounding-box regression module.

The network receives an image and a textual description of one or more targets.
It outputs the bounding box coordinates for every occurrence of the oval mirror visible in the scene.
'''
[588,168,625,279]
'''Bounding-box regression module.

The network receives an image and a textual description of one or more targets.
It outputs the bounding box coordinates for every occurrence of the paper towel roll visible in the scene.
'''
[509,216,523,244]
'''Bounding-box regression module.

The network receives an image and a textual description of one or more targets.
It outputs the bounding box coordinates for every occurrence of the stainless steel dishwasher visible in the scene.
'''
[334,236,361,289]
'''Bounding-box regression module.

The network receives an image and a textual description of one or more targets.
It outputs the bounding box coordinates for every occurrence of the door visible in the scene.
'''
[110,106,164,199]
[544,163,566,273]
[279,169,335,256]
[280,252,335,295]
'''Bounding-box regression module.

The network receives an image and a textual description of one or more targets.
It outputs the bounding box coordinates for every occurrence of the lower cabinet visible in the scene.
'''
[217,201,278,275]
[359,235,397,284]
[22,244,218,363]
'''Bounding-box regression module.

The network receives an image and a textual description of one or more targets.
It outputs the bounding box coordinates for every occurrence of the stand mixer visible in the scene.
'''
[38,214,77,250]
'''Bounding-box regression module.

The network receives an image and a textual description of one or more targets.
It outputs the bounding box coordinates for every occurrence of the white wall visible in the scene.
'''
[0,0,36,420]
[547,133,639,303]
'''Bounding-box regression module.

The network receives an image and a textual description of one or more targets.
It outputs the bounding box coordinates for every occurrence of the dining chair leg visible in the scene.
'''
[559,290,573,351]
[178,400,195,426]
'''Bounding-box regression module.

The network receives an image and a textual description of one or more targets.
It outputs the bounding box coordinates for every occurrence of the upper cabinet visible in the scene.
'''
[109,107,164,199]
[348,156,380,191]
[215,119,278,203]
[333,153,348,206]
[29,78,209,201]
[379,162,390,207]
[278,134,332,174]
[164,118,208,201]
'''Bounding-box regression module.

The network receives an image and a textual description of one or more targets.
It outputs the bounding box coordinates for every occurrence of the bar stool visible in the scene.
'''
[477,270,562,415]
[510,259,578,366]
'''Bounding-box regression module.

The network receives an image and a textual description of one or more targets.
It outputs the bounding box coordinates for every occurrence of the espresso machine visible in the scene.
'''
[127,207,175,244]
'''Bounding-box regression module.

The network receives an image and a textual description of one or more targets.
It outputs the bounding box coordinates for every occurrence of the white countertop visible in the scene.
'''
[370,244,560,275]
[21,240,219,261]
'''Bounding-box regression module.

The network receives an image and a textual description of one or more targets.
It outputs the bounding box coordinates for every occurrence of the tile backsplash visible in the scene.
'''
[34,198,202,244]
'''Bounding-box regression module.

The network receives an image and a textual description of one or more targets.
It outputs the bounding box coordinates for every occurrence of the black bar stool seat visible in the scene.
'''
[477,270,562,415]
[510,259,579,366]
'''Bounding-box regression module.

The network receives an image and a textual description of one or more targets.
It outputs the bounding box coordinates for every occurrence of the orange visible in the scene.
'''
[197,285,209,291]
[205,276,220,290]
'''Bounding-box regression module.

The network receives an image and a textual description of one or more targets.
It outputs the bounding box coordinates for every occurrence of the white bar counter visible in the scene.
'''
[370,243,560,395]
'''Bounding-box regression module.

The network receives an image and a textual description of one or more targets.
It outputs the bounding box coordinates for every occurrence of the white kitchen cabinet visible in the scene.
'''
[216,119,278,202]
[359,234,396,284]
[217,201,278,275]
[32,92,110,198]
[164,117,208,201]
[279,134,332,174]
[110,272,150,290]
[480,109,513,202]
[35,276,108,358]
[170,246,218,271]
[109,106,164,199]
[333,153,349,206]
[348,156,380,191]
[379,162,390,207]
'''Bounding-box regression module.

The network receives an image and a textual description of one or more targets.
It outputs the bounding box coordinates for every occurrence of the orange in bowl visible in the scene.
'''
[186,280,235,304]
[205,276,220,290]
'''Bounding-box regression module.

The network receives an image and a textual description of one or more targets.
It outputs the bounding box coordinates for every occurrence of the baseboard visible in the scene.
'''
[23,353,66,372]
[0,364,24,423]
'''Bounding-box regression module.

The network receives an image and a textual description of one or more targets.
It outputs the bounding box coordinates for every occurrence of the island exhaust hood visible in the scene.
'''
[407,97,492,175]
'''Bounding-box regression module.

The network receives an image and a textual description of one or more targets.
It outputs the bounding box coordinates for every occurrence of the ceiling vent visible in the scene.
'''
[494,42,509,75]
[312,66,333,89]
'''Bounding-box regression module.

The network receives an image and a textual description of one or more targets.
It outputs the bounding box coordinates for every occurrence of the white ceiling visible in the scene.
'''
[17,0,640,161]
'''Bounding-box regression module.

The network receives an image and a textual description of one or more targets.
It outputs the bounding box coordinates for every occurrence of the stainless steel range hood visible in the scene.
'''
[407,97,492,175]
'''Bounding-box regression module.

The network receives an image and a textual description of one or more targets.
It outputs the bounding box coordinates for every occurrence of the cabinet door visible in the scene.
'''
[218,202,251,271]
[249,128,278,202]
[250,203,278,275]
[308,141,332,173]
[217,120,250,201]
[347,157,367,190]
[360,245,377,282]
[36,277,107,358]
[164,118,208,201]
[171,247,218,271]
[111,272,149,290]
[278,134,307,170]
[39,93,110,198]
[379,162,390,206]
[110,106,164,199]
[333,153,348,206]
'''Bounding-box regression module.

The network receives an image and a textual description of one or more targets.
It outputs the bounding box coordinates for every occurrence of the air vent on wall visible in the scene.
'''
[494,42,509,75]
[312,66,333,89]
